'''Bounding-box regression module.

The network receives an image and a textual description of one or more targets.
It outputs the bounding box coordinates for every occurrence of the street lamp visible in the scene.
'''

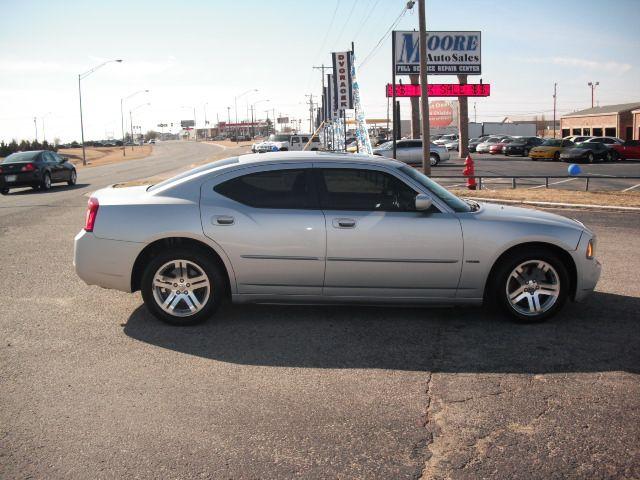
[129,102,150,148]
[78,59,123,165]
[121,89,149,155]
[588,81,599,108]
[251,99,270,138]
[234,89,258,142]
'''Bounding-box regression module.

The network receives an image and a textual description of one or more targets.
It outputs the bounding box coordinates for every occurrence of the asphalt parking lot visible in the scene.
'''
[434,152,640,192]
[1,142,639,479]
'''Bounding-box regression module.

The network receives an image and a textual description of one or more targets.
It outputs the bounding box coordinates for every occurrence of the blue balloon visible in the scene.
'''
[568,164,581,176]
[271,145,279,152]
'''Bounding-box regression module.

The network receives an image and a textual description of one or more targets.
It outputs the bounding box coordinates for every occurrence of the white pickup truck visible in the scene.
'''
[253,134,321,153]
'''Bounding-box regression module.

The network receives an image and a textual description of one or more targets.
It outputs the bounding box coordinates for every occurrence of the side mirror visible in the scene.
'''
[59,157,68,163]
[415,194,432,211]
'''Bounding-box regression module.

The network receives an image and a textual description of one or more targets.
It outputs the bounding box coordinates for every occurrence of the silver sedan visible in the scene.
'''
[373,140,450,166]
[74,152,601,325]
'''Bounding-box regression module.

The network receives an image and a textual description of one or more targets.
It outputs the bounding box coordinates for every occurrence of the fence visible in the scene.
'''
[431,175,640,192]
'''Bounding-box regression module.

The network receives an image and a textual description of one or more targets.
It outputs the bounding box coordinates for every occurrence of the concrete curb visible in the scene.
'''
[466,196,640,212]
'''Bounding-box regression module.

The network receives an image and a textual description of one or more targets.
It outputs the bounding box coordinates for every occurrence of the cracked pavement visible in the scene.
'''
[1,143,639,478]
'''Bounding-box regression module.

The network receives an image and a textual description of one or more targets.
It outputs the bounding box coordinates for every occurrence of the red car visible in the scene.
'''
[489,137,514,154]
[609,140,640,160]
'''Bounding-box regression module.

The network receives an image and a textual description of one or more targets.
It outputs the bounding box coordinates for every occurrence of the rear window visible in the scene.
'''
[214,169,312,209]
[2,151,41,163]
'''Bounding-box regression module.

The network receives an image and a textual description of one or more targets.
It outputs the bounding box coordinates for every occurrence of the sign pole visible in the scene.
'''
[457,74,469,158]
[392,31,397,159]
[418,0,431,175]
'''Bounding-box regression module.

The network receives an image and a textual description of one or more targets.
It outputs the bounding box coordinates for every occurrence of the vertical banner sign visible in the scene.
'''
[326,73,335,119]
[332,51,354,112]
[350,53,373,155]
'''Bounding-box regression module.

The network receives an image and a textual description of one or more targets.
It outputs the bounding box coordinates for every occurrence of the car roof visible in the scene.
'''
[237,151,404,168]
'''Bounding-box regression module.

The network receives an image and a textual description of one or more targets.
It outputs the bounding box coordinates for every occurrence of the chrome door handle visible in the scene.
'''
[214,215,234,225]
[333,218,356,228]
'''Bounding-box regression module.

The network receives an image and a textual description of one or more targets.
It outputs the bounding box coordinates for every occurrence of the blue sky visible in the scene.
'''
[1,0,639,142]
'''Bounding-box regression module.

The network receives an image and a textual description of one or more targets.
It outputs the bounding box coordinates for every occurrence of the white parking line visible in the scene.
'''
[622,183,640,192]
[528,178,577,190]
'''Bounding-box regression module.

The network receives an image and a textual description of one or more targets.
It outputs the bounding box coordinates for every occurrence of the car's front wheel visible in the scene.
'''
[0,188,9,195]
[68,169,77,186]
[553,151,560,162]
[490,248,569,323]
[41,172,51,190]
[141,248,225,325]
[429,153,440,166]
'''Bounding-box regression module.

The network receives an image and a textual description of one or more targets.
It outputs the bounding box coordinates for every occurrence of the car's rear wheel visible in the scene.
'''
[429,153,440,166]
[41,172,51,190]
[587,152,595,163]
[611,151,620,161]
[141,248,225,325]
[489,248,569,323]
[553,151,560,161]
[1,188,9,195]
[605,151,612,162]
[68,169,77,186]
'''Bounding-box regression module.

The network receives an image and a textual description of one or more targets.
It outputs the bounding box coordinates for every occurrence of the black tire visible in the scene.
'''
[141,247,226,326]
[68,169,77,186]
[41,172,51,190]
[523,148,530,157]
[429,153,440,167]
[553,151,560,162]
[611,151,620,162]
[1,188,8,195]
[605,152,612,162]
[587,152,594,163]
[487,247,569,323]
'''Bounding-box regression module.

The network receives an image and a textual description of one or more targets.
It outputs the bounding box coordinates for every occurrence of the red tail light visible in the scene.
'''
[85,197,99,232]
[21,163,36,172]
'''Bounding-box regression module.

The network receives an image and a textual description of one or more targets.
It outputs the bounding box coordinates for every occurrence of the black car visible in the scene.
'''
[560,142,612,163]
[0,150,77,194]
[503,137,544,156]
[468,136,490,152]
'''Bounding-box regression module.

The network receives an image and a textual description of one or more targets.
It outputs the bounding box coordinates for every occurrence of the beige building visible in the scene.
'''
[560,102,640,141]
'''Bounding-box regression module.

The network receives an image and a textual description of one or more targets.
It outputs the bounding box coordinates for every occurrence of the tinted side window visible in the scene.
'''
[43,152,55,163]
[317,168,417,212]
[214,169,313,209]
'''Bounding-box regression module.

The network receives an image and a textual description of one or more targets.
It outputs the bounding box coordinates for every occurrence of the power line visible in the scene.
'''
[353,0,382,41]
[358,4,408,69]
[332,0,360,50]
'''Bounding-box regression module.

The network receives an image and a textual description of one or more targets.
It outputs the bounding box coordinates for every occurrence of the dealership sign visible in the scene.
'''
[180,119,195,128]
[393,31,481,75]
[332,51,354,112]
[430,100,458,128]
[386,83,490,97]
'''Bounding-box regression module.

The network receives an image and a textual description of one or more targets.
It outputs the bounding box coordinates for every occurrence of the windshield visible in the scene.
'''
[398,165,471,213]
[486,138,500,144]
[269,134,290,142]
[377,141,393,150]
[148,157,239,192]
[442,135,456,140]
[541,139,562,147]
[3,151,41,163]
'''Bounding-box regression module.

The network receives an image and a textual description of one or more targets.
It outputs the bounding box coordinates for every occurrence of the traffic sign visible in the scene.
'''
[386,83,490,97]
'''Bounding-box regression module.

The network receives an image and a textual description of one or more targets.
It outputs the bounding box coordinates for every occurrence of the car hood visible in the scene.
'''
[475,201,586,234]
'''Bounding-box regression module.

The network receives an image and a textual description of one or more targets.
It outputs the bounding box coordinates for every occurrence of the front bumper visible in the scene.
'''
[571,233,602,301]
[74,230,144,293]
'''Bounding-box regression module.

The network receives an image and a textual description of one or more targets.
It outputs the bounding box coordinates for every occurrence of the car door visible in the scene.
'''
[315,164,464,299]
[200,164,326,296]
[44,152,63,181]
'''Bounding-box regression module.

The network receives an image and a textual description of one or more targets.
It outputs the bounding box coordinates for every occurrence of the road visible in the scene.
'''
[1,142,639,479]
[433,152,640,192]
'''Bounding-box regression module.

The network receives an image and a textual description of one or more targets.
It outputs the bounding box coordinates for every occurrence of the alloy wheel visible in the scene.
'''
[505,260,560,317]
[151,259,211,317]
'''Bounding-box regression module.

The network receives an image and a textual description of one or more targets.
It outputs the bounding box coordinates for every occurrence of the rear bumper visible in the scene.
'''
[74,230,144,293]
[1,171,42,188]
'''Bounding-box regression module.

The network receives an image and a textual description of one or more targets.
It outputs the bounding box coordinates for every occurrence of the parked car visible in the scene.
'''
[434,134,458,146]
[560,142,612,163]
[489,137,515,155]
[1,150,77,194]
[529,139,575,161]
[503,137,544,157]
[476,136,508,154]
[608,140,640,161]
[583,136,623,145]
[564,136,593,144]
[254,134,321,153]
[373,139,450,166]
[468,136,491,152]
[74,151,601,325]
[213,135,227,141]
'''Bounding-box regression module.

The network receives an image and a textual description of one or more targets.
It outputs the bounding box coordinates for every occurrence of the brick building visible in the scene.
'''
[560,102,640,141]
[633,109,640,140]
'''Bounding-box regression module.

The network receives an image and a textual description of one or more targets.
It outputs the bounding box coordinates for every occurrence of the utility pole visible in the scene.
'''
[418,0,431,175]
[227,106,231,137]
[306,94,314,134]
[588,81,599,108]
[457,74,469,158]
[34,117,38,142]
[473,102,477,123]
[553,82,557,138]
